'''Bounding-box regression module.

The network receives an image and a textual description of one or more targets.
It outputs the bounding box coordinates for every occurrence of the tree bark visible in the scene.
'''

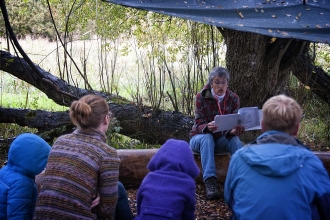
[218,28,330,108]
[293,46,330,104]
[0,105,193,145]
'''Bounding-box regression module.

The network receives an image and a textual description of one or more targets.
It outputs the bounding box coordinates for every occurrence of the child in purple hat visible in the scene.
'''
[135,138,200,220]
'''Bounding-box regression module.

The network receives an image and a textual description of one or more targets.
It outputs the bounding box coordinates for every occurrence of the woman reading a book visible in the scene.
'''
[189,66,245,200]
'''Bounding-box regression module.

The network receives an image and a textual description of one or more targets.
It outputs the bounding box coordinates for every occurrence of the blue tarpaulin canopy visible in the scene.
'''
[104,0,330,43]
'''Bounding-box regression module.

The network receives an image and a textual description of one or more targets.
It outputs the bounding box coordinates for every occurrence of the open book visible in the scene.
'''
[214,107,262,132]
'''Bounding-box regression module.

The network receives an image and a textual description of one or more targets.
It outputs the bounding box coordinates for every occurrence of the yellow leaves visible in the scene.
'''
[142,113,152,118]
[236,10,244,19]
[296,13,301,20]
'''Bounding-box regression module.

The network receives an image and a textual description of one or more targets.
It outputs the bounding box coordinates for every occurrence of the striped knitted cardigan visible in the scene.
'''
[34,128,120,220]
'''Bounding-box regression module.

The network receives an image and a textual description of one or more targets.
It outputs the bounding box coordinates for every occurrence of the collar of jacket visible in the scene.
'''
[250,130,309,150]
[74,127,107,143]
[201,84,229,100]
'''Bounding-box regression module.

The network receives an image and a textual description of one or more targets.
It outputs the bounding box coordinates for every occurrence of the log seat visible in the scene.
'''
[118,149,234,186]
[118,149,330,187]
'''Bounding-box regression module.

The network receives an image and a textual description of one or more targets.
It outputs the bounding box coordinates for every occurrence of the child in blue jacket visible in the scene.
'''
[0,133,51,219]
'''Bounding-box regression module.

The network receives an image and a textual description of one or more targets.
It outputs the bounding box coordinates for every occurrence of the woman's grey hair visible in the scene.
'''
[207,67,230,85]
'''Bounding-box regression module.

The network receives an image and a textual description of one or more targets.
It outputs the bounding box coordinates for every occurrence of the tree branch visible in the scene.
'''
[0,50,194,144]
[293,48,330,104]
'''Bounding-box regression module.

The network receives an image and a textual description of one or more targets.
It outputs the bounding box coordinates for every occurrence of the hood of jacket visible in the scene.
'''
[239,131,313,177]
[147,139,200,178]
[7,133,51,177]
[200,84,213,98]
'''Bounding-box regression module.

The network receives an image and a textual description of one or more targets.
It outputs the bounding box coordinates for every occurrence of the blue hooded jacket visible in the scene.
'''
[0,133,51,220]
[135,139,200,220]
[224,131,330,220]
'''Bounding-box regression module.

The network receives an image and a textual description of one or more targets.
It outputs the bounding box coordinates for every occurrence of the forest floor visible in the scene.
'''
[126,182,232,220]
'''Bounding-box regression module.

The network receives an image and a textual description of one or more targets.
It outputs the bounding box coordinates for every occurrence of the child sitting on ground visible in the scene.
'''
[0,133,51,219]
[135,138,200,220]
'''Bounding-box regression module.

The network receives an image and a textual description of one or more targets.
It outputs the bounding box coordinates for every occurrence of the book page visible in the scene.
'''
[245,109,262,131]
[214,107,261,133]
[238,107,259,129]
[214,114,240,132]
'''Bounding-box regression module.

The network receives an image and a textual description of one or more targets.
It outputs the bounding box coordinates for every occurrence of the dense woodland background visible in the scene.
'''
[0,0,330,151]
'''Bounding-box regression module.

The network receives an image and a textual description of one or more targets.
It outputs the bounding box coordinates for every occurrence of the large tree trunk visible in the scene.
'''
[219,28,330,107]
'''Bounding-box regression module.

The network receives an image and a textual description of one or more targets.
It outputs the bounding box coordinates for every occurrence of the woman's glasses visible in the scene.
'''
[103,112,113,122]
[213,80,227,85]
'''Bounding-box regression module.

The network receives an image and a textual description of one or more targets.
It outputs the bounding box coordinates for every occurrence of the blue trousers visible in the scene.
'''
[190,133,242,181]
[115,181,134,220]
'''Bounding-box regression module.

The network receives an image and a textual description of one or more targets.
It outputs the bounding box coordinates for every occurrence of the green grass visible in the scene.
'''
[0,124,38,165]
[297,98,330,151]
[0,124,37,139]
[299,119,330,151]
[0,93,68,111]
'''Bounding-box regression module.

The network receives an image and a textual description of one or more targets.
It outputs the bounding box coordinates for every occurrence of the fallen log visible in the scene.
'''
[314,152,330,175]
[118,149,330,187]
[35,149,330,189]
[0,105,194,145]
